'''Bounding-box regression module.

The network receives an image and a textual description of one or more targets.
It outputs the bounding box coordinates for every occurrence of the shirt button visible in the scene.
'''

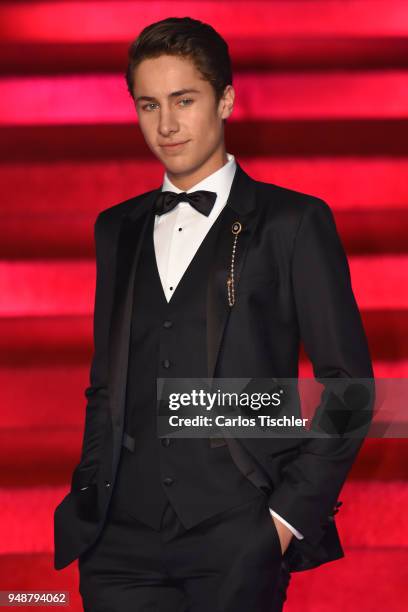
[161,437,171,447]
[162,359,171,368]
[163,477,174,486]
[104,481,111,488]
[163,320,173,328]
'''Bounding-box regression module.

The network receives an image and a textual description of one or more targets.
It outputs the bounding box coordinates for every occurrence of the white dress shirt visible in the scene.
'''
[153,152,304,540]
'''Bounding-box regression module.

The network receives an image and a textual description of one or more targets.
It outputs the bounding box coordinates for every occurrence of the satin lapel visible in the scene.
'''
[108,189,160,450]
[207,162,260,380]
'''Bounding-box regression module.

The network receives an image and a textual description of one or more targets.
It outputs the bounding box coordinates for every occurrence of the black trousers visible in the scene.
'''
[79,493,291,612]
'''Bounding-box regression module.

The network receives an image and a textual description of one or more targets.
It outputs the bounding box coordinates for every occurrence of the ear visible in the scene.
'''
[219,84,235,120]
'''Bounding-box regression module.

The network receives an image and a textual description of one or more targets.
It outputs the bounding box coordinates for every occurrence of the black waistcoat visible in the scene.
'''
[112,207,263,530]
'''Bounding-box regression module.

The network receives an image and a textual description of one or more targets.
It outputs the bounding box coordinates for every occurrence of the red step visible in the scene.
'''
[0,548,406,611]
[2,72,408,125]
[0,430,406,487]
[1,1,408,43]
[0,481,407,553]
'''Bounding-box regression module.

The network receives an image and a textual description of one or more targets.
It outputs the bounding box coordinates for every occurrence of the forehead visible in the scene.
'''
[133,54,208,97]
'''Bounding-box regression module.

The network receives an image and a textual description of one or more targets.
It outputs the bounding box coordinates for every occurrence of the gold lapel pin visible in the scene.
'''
[227,221,242,306]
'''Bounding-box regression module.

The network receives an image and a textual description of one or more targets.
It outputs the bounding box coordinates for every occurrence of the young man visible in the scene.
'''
[54,16,374,612]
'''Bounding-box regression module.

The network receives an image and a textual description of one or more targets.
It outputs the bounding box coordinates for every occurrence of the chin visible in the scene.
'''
[163,159,195,175]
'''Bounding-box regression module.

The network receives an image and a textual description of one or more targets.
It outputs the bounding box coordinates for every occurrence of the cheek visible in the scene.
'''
[137,110,156,133]
[138,118,153,140]
[189,109,219,140]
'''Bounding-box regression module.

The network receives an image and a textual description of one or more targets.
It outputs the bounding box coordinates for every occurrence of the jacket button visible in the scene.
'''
[163,477,174,486]
[163,320,173,328]
[104,481,111,488]
[161,437,171,447]
[162,359,171,368]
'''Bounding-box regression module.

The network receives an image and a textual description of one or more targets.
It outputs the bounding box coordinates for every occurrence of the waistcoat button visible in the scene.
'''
[163,320,173,328]
[161,437,171,447]
[162,359,171,368]
[163,477,174,486]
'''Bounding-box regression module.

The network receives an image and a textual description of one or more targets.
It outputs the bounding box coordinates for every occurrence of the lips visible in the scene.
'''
[160,141,189,148]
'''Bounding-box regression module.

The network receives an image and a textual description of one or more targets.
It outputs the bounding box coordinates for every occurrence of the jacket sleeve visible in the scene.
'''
[75,212,112,473]
[267,199,374,547]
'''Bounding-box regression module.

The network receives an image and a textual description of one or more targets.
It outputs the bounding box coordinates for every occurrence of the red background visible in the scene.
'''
[0,1,407,610]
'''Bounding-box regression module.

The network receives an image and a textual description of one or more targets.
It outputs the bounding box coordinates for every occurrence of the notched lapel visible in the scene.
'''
[207,163,261,380]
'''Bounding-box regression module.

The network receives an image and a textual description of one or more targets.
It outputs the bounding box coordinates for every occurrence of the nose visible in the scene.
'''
[158,105,179,137]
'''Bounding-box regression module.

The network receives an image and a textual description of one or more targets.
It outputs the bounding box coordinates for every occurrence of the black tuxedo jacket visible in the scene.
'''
[54,161,374,571]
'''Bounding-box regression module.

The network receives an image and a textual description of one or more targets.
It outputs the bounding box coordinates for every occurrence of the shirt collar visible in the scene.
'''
[161,152,237,207]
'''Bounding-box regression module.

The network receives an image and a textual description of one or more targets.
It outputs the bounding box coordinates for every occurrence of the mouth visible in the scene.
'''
[160,140,189,150]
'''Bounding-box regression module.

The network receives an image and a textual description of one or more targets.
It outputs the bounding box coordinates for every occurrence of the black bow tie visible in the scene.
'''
[155,190,217,217]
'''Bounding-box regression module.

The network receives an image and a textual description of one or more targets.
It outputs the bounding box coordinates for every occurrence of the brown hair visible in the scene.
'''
[125,16,233,108]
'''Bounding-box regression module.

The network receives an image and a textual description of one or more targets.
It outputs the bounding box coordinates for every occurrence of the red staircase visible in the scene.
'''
[0,1,407,609]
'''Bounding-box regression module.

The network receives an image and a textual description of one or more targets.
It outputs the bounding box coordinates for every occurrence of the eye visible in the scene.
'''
[142,103,158,111]
[179,98,193,106]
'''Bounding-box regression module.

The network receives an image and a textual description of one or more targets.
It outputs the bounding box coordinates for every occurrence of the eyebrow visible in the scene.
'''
[135,88,201,103]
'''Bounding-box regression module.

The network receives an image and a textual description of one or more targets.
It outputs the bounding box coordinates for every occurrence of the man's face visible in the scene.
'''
[132,54,234,178]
